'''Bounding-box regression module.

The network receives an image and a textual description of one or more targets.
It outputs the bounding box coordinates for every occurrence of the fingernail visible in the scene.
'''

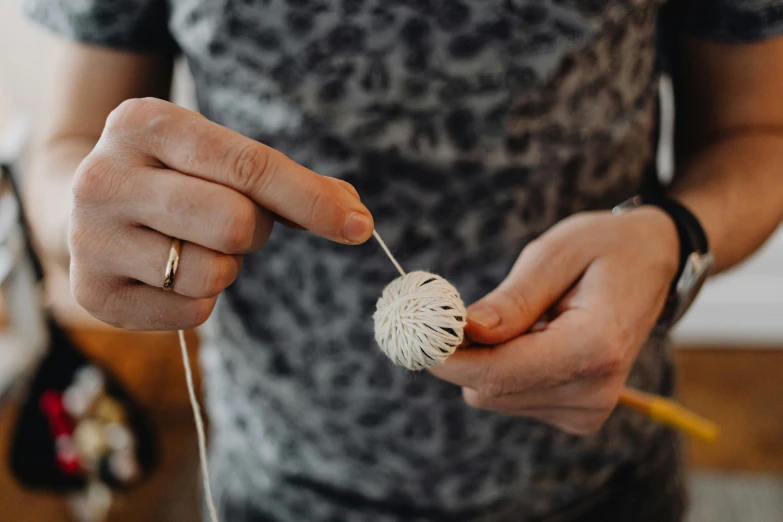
[468,305,501,329]
[342,212,372,243]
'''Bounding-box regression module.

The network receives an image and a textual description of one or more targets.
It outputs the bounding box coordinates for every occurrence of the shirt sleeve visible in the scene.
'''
[23,0,178,53]
[678,0,783,43]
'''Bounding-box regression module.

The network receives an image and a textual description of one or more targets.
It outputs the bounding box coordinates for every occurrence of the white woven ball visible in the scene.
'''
[373,271,467,370]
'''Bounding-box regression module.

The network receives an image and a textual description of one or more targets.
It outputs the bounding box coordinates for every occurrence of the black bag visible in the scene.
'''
[8,318,159,492]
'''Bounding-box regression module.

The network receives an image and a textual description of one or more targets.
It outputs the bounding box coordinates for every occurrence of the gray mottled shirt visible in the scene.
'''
[26,1,783,521]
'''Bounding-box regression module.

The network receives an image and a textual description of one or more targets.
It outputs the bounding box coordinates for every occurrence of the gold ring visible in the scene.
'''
[163,238,181,291]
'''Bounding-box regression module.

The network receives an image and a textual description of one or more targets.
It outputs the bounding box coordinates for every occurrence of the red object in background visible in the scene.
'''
[56,452,82,475]
[49,416,71,438]
[39,390,74,438]
[40,390,82,475]
[55,435,82,476]
[39,391,64,418]
[58,459,81,475]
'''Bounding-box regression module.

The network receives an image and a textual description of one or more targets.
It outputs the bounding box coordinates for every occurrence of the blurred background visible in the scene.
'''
[0,3,781,522]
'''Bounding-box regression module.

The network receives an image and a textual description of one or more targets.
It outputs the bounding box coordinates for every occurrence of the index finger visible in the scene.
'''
[106,98,373,244]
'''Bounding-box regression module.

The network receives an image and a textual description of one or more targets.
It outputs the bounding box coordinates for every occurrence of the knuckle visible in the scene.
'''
[579,324,626,379]
[69,220,125,269]
[462,388,487,409]
[72,154,112,202]
[145,110,173,139]
[521,237,550,263]
[70,267,100,313]
[305,187,325,227]
[590,341,625,378]
[332,178,360,199]
[106,98,173,146]
[220,203,257,253]
[106,98,159,131]
[229,142,272,191]
[70,268,119,319]
[105,99,136,130]
[202,256,237,297]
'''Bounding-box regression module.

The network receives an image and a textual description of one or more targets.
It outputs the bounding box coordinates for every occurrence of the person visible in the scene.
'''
[21,1,783,521]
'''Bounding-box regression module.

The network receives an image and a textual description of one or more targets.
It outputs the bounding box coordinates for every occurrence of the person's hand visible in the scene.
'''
[428,208,680,435]
[69,98,373,330]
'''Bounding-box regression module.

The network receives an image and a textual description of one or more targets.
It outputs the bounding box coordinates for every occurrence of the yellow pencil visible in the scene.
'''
[457,339,718,442]
[618,387,719,443]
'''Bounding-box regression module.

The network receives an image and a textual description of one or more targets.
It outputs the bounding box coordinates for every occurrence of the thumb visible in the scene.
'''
[466,239,592,345]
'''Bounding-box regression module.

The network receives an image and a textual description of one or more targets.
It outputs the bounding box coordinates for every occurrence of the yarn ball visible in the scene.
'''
[373,271,467,370]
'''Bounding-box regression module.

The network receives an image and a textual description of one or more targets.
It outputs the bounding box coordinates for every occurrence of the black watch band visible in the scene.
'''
[613,194,714,328]
[645,197,710,285]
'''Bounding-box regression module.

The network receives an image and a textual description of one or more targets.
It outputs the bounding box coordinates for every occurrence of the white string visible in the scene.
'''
[372,230,467,370]
[178,329,220,522]
[372,229,406,277]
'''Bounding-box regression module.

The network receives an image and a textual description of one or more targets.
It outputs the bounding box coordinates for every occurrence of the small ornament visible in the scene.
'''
[73,420,107,470]
[55,435,82,475]
[103,422,133,452]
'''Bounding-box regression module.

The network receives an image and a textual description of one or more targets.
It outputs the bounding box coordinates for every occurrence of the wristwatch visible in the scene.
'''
[612,195,714,329]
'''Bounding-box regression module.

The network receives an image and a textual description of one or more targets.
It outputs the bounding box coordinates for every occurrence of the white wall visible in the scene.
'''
[1,3,781,345]
[0,2,196,120]
[0,2,56,118]
[674,228,783,347]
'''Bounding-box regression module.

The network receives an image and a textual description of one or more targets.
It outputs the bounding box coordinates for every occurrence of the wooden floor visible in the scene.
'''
[677,348,783,473]
[0,328,781,521]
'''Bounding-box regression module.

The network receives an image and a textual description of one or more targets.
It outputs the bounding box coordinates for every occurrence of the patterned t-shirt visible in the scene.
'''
[26,1,783,521]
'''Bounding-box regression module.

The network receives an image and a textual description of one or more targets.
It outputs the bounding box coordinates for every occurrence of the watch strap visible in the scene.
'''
[613,194,713,329]
[645,197,710,286]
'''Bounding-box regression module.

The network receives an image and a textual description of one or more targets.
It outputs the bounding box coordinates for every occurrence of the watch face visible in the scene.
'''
[672,252,715,325]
